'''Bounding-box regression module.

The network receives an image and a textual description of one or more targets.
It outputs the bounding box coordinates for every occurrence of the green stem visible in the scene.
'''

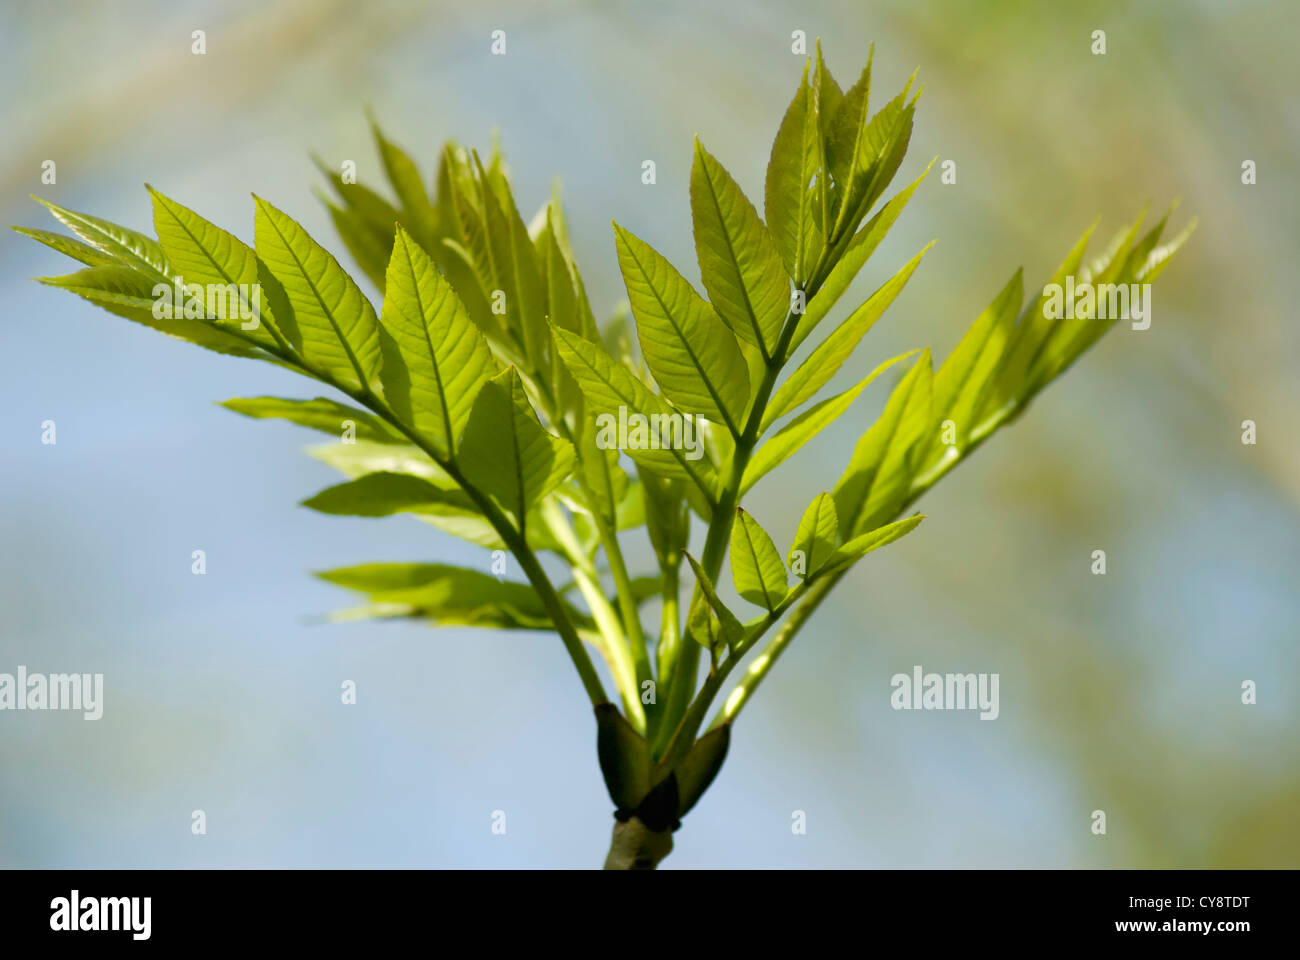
[652,302,805,756]
[542,501,645,729]
[707,401,1016,728]
[595,514,652,688]
[331,377,607,709]
[710,575,834,729]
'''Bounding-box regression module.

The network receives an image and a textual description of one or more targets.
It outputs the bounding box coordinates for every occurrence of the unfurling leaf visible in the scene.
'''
[254,196,382,389]
[221,396,404,444]
[301,471,476,517]
[378,224,497,458]
[729,509,789,611]
[613,223,750,434]
[789,492,839,580]
[691,139,790,359]
[457,368,576,529]
[815,513,925,579]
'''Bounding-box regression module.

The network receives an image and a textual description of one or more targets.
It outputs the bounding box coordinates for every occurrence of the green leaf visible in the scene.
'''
[313,154,402,241]
[221,396,403,444]
[457,368,576,528]
[691,139,790,359]
[830,80,916,245]
[253,196,382,390]
[316,562,555,630]
[149,187,289,350]
[816,513,925,579]
[684,552,744,649]
[764,244,931,430]
[826,54,873,210]
[612,223,750,434]
[977,223,1094,423]
[305,438,450,483]
[1136,216,1197,284]
[811,42,844,236]
[729,509,789,611]
[473,152,546,362]
[378,224,497,457]
[832,349,933,538]
[318,193,390,291]
[675,723,730,818]
[765,62,823,286]
[553,325,717,500]
[37,265,268,360]
[1029,207,1187,397]
[642,472,689,572]
[595,703,652,811]
[788,160,933,354]
[33,197,169,281]
[926,269,1023,460]
[744,350,916,495]
[576,413,629,528]
[789,492,839,579]
[370,117,436,248]
[12,226,117,268]
[301,471,476,517]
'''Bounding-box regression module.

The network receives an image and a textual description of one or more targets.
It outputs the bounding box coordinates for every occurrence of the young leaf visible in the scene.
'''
[318,194,390,291]
[811,42,844,233]
[690,139,790,359]
[789,492,839,579]
[787,159,933,354]
[37,265,268,360]
[926,269,1023,460]
[553,325,718,500]
[765,62,822,286]
[370,117,437,248]
[12,226,117,268]
[221,396,404,444]
[378,224,497,458]
[729,508,789,611]
[816,513,926,579]
[826,56,873,211]
[977,223,1094,423]
[306,438,450,483]
[684,552,744,648]
[612,223,750,434]
[830,81,916,245]
[149,187,289,350]
[641,474,688,579]
[576,414,629,528]
[316,562,556,630]
[743,349,917,495]
[301,471,476,517]
[33,197,169,281]
[456,368,576,528]
[832,349,933,539]
[764,244,931,430]
[473,152,546,362]
[253,196,382,390]
[313,154,402,245]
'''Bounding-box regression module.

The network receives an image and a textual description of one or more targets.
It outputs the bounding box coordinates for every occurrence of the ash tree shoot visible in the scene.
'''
[18,41,1193,869]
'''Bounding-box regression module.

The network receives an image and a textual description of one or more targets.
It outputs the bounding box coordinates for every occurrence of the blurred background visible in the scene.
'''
[2,0,1297,868]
